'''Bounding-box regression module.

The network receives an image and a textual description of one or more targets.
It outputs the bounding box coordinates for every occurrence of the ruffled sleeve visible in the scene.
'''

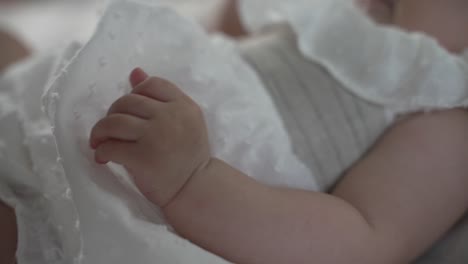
[238,0,468,113]
[238,0,290,33]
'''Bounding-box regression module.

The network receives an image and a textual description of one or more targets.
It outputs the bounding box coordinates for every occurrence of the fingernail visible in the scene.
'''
[136,67,148,77]
[95,155,108,165]
[130,67,149,87]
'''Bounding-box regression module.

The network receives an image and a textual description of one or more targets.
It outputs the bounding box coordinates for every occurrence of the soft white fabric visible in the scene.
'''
[239,0,468,114]
[39,0,318,263]
[239,27,390,191]
[0,51,82,264]
[3,0,468,263]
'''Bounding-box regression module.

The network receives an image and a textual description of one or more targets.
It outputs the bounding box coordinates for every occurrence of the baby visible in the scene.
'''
[362,0,468,53]
[1,0,468,263]
[87,0,468,263]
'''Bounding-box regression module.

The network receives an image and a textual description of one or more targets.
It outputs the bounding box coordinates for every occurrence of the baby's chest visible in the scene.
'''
[240,32,391,190]
[267,65,388,190]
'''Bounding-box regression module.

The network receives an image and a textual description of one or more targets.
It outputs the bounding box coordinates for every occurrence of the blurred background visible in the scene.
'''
[0,0,230,55]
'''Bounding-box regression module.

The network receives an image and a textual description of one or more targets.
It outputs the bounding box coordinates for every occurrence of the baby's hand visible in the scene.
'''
[89,68,211,207]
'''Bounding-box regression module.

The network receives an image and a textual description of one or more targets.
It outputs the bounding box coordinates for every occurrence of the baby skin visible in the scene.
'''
[361,0,468,53]
[88,1,468,263]
[89,70,468,264]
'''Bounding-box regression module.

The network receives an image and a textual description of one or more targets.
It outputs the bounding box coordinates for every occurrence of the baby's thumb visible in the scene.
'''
[130,67,149,88]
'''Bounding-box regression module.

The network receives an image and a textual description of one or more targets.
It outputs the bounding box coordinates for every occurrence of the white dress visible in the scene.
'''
[1,0,468,263]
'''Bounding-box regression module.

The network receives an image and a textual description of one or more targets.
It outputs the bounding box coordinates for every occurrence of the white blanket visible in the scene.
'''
[40,0,316,263]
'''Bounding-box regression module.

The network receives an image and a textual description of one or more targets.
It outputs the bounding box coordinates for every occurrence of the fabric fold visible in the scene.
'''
[239,0,468,113]
[42,0,317,263]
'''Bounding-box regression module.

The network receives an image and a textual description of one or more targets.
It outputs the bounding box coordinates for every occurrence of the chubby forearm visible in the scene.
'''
[92,70,468,263]
[165,110,468,264]
[163,158,376,264]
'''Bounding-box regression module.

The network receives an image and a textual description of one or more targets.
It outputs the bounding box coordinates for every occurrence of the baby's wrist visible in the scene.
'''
[159,157,215,210]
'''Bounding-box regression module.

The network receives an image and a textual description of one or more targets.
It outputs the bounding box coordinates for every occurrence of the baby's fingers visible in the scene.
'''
[94,140,138,165]
[90,114,147,149]
[107,94,159,119]
[133,76,187,103]
[130,67,149,87]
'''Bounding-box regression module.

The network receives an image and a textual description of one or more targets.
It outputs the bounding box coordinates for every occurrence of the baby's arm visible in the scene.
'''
[90,70,468,263]
[165,110,468,264]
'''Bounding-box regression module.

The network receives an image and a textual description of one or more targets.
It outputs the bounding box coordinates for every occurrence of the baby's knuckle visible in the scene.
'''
[102,119,119,134]
[134,81,154,95]
[109,114,127,125]
[94,119,109,133]
[137,77,169,93]
[108,100,119,112]
[122,95,142,109]
[110,96,128,111]
[149,77,175,89]
[147,77,163,86]
[96,119,110,132]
